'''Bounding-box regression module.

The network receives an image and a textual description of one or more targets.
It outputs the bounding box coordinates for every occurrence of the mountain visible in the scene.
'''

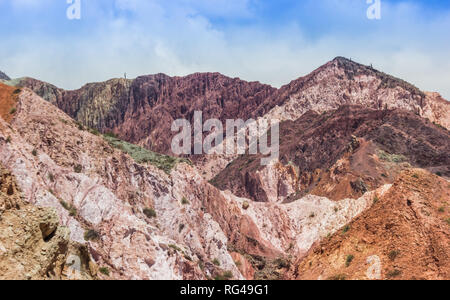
[211,105,450,203]
[0,70,10,81]
[0,57,449,280]
[7,58,450,162]
[7,74,276,155]
[289,169,450,280]
[0,82,295,279]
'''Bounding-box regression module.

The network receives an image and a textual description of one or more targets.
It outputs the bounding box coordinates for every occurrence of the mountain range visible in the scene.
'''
[0,57,448,280]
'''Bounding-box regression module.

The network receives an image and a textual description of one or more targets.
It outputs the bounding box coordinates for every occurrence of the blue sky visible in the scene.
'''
[0,0,449,99]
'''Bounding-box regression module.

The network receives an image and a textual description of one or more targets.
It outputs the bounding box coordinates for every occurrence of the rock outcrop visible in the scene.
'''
[9,58,449,166]
[0,71,9,81]
[0,164,94,280]
[212,105,450,203]
[289,169,450,280]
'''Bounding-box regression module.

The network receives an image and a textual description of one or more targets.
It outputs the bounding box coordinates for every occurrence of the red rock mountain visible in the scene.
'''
[0,57,448,280]
[8,57,449,160]
[211,105,450,203]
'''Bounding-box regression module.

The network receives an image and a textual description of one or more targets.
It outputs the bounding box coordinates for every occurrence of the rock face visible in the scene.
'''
[0,83,290,280]
[11,58,449,163]
[212,105,450,203]
[254,57,449,129]
[0,71,10,81]
[0,164,93,280]
[12,74,276,155]
[289,169,450,280]
[0,56,449,281]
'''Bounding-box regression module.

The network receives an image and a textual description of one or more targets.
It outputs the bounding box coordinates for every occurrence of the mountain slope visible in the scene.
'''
[7,58,449,163]
[289,169,450,280]
[212,105,450,203]
[8,74,276,155]
[0,71,9,81]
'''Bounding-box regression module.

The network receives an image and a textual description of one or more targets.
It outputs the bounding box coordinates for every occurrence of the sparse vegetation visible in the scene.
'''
[143,207,157,218]
[327,274,347,281]
[48,173,55,182]
[342,225,350,234]
[274,258,290,269]
[103,135,191,174]
[446,218,450,225]
[60,200,77,216]
[377,150,407,163]
[99,267,110,276]
[214,271,233,281]
[387,269,402,279]
[88,127,100,135]
[388,250,400,261]
[242,201,250,210]
[84,229,100,241]
[73,164,82,173]
[345,255,354,267]
[168,244,182,252]
[373,195,379,205]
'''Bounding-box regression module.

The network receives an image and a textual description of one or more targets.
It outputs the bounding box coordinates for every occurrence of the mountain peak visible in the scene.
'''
[0,70,10,81]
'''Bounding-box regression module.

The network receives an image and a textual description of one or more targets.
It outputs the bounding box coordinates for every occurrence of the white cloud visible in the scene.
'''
[0,0,449,100]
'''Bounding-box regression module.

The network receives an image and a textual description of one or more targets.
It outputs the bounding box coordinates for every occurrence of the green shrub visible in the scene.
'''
[168,244,182,252]
[31,149,37,156]
[274,258,289,269]
[60,199,77,216]
[48,173,55,182]
[9,107,16,114]
[388,250,400,261]
[345,255,354,267]
[143,207,157,218]
[178,223,185,233]
[309,212,316,218]
[99,267,110,276]
[214,271,233,281]
[438,207,445,213]
[84,229,100,241]
[387,269,401,278]
[103,135,191,174]
[377,150,406,163]
[446,218,450,225]
[73,164,82,173]
[181,197,189,205]
[13,88,21,94]
[242,201,250,210]
[88,128,100,136]
[212,258,221,266]
[6,136,11,143]
[327,274,346,281]
[373,195,379,205]
[342,225,350,234]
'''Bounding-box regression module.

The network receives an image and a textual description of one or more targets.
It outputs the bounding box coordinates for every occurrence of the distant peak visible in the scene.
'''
[0,70,10,81]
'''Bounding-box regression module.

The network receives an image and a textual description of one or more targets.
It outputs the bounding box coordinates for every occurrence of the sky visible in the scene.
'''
[0,0,449,99]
